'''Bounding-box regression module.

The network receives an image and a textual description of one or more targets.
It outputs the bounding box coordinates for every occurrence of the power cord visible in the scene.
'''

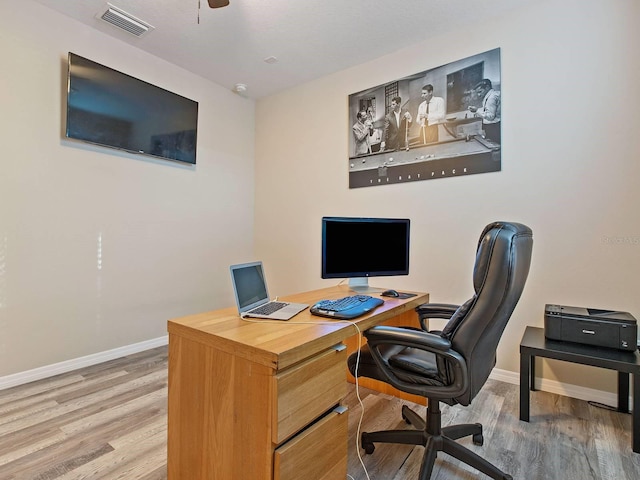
[350,321,372,480]
[588,400,630,413]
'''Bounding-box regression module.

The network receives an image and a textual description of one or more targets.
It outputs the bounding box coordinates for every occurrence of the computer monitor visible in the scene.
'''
[321,217,410,292]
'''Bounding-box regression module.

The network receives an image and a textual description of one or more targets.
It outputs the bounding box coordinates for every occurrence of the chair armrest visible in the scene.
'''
[415,303,459,318]
[415,303,460,330]
[366,325,452,350]
[364,325,468,399]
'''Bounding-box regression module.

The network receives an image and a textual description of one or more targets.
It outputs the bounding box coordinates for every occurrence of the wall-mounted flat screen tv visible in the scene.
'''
[66,52,198,164]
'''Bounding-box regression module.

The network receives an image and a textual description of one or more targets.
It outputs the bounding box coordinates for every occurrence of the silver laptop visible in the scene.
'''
[230,261,308,320]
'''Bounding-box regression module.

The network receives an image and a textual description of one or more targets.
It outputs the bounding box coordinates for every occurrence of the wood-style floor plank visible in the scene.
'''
[1,346,639,479]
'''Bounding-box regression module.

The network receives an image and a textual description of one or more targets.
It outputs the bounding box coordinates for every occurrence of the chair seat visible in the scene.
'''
[349,344,447,388]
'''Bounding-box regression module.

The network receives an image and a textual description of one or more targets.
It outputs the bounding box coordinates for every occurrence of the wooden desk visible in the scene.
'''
[167,285,429,480]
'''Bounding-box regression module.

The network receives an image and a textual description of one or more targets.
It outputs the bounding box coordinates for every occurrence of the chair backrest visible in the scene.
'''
[442,222,533,405]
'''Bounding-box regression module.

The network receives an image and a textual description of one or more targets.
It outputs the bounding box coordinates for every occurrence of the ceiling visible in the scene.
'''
[32,0,536,99]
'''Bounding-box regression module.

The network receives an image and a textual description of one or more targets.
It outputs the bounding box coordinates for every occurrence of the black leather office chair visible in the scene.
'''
[348,222,533,480]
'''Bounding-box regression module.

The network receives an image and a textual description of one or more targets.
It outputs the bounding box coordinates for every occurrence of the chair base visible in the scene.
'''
[361,404,512,480]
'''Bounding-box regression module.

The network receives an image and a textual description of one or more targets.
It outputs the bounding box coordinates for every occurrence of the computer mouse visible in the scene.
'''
[381,289,400,298]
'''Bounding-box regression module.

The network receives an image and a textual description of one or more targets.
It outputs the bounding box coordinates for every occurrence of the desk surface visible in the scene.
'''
[168,285,429,371]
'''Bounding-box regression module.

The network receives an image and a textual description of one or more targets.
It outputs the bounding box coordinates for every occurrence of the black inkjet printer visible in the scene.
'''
[544,304,637,351]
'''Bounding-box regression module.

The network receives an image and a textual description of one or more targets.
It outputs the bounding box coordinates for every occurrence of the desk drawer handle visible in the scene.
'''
[582,329,596,335]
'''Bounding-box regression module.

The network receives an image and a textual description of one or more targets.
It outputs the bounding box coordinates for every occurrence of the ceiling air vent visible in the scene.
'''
[98,4,154,37]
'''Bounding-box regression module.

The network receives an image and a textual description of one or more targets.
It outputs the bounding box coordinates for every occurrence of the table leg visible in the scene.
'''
[633,373,639,454]
[530,354,536,391]
[618,371,630,413]
[520,350,531,422]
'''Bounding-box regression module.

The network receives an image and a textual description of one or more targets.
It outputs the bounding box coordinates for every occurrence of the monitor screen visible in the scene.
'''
[66,53,198,164]
[321,217,410,290]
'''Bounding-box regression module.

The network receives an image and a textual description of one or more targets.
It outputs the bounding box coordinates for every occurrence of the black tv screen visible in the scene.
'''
[321,217,410,289]
[65,53,198,164]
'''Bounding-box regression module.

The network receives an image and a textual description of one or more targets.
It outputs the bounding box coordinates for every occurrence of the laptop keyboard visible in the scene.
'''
[251,301,287,315]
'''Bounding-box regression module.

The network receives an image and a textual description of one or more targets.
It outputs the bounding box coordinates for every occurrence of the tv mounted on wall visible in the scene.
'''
[65,52,198,164]
[321,216,410,292]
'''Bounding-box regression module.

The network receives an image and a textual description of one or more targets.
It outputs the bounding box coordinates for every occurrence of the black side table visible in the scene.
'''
[519,326,640,453]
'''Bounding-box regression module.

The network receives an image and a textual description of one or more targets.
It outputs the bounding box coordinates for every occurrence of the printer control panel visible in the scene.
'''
[546,304,562,316]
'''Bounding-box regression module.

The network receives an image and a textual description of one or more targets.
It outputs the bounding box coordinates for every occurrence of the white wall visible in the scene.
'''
[0,1,256,377]
[255,0,640,392]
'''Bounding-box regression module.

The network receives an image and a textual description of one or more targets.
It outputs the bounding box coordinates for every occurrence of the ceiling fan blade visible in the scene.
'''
[208,0,230,7]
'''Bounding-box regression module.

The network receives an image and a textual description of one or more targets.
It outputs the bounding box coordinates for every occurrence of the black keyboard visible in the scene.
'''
[310,295,384,319]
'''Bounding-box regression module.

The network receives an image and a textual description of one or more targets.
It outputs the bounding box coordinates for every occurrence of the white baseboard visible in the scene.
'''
[0,336,168,391]
[490,367,629,410]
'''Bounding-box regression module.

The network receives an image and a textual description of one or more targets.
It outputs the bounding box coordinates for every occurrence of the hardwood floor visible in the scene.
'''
[0,346,638,479]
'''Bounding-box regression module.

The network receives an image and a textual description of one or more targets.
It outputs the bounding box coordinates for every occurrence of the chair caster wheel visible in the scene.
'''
[472,433,484,446]
[361,433,375,454]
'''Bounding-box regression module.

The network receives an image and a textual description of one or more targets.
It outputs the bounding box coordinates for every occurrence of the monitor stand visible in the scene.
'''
[348,277,384,294]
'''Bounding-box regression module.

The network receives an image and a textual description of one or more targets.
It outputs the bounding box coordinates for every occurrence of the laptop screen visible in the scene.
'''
[231,262,269,311]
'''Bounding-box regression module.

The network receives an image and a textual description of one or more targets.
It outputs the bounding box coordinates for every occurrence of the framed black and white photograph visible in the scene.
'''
[348,48,501,188]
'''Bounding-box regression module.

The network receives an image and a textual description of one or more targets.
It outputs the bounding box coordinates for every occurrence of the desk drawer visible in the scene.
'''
[274,407,348,480]
[274,345,347,444]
